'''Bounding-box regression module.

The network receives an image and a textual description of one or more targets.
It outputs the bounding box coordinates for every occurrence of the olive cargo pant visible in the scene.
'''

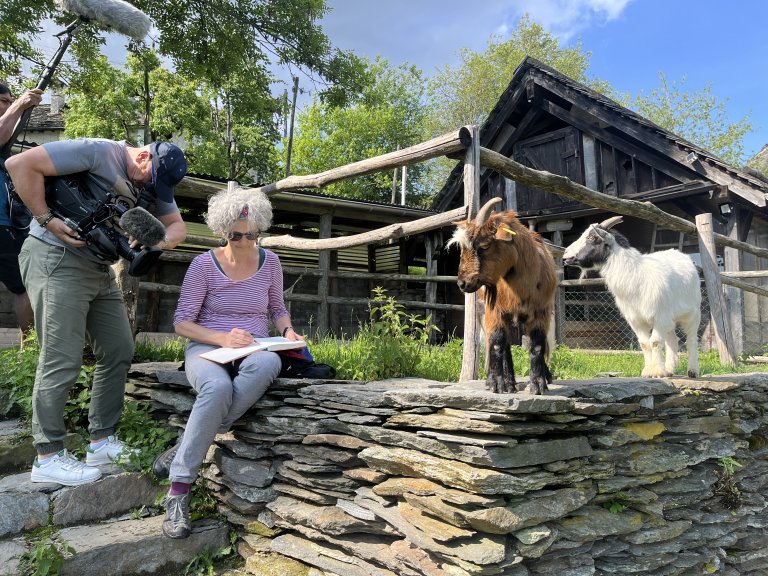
[19,237,134,454]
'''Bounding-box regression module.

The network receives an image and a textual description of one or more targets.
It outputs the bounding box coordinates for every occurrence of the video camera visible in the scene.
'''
[44,174,163,277]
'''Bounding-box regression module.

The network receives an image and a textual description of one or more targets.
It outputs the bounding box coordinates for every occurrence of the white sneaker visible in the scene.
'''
[85,435,140,466]
[31,449,102,485]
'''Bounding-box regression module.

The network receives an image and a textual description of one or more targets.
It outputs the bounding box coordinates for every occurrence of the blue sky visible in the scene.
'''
[315,0,768,160]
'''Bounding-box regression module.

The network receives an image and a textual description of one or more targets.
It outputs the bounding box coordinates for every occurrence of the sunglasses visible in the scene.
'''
[227,231,258,241]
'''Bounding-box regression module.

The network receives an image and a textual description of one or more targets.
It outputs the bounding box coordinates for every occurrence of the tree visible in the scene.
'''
[288,57,431,205]
[63,52,279,182]
[1,0,364,181]
[427,15,592,137]
[136,0,364,108]
[132,0,366,181]
[63,51,211,143]
[0,0,55,82]
[186,72,283,183]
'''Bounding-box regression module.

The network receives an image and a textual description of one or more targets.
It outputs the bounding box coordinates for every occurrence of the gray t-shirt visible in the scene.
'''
[30,138,179,263]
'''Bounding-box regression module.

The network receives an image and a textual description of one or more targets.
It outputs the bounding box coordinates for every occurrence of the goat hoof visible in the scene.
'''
[500,380,517,394]
[687,369,699,378]
[641,366,669,378]
[528,378,546,395]
[486,377,502,394]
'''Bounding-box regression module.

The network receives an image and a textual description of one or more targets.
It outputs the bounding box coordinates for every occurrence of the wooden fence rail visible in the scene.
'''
[479,147,768,262]
[253,127,472,196]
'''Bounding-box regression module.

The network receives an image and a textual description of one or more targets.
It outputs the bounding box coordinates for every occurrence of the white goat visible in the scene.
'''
[562,216,700,378]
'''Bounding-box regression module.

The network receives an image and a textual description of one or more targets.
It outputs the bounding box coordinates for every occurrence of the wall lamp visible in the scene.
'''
[685,151,697,164]
[718,202,733,216]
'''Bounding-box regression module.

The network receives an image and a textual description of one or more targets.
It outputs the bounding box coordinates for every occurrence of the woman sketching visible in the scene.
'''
[157,186,303,539]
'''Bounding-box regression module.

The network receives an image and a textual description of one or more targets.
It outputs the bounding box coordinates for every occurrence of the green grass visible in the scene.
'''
[133,337,187,363]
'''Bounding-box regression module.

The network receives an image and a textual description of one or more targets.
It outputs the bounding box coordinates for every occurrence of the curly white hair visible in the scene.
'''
[205,187,273,236]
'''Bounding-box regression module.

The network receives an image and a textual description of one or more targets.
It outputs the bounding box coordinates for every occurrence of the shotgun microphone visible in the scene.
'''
[119,207,167,247]
[1,0,151,159]
[56,0,151,41]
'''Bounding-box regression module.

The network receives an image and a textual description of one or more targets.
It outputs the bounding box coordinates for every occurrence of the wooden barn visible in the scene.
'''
[433,56,768,354]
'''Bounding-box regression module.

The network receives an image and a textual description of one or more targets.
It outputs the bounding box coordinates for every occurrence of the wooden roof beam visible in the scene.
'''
[534,73,766,206]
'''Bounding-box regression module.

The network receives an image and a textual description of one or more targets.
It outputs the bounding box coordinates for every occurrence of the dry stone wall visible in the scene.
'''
[127,364,768,575]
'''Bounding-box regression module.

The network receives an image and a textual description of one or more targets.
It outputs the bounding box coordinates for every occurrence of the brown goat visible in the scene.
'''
[448,198,557,394]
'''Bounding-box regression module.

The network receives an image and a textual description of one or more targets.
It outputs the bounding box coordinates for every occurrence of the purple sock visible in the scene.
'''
[170,482,191,496]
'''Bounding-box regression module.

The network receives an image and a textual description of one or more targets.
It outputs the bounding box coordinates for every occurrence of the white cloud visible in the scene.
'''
[508,0,634,41]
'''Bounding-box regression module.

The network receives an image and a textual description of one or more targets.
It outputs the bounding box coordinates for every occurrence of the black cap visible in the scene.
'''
[149,141,187,202]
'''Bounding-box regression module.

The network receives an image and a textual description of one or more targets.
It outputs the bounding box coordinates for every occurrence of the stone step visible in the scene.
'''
[1,514,230,576]
[0,418,238,575]
[0,467,165,539]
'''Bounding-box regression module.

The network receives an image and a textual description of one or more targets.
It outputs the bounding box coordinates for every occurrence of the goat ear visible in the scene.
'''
[592,225,613,242]
[495,223,517,241]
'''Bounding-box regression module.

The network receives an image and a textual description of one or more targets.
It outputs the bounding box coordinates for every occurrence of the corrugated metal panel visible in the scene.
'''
[375,244,400,273]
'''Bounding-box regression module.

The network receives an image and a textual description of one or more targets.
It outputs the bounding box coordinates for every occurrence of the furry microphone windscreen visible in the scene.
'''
[120,207,167,247]
[56,0,151,41]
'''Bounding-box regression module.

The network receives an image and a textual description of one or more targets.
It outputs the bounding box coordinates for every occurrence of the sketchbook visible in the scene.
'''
[200,337,307,364]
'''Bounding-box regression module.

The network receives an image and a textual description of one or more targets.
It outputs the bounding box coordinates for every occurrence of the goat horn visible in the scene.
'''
[475,197,503,225]
[599,215,624,230]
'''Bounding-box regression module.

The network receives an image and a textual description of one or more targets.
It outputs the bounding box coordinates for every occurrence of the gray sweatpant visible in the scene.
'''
[169,341,281,484]
[19,237,134,454]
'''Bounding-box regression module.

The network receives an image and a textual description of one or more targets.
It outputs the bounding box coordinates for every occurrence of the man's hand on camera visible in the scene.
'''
[48,217,86,247]
[128,235,167,251]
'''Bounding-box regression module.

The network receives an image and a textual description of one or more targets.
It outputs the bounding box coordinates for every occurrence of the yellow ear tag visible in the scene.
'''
[500,226,516,235]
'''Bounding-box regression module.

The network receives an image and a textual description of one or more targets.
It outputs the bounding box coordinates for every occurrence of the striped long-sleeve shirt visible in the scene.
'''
[173,249,290,338]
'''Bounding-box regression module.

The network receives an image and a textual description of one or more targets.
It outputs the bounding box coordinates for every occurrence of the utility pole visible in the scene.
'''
[391,145,399,203]
[285,76,299,177]
[282,88,288,138]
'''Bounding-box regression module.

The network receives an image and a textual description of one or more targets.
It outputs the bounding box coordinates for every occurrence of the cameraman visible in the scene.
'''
[0,82,43,339]
[6,138,187,486]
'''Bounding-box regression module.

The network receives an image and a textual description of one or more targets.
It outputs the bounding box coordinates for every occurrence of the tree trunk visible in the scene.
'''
[113,259,140,336]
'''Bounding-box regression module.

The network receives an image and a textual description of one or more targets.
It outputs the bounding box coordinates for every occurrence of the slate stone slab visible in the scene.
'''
[53,472,164,527]
[271,533,399,576]
[359,445,547,495]
[0,489,49,537]
[267,496,394,536]
[385,388,575,414]
[58,516,229,576]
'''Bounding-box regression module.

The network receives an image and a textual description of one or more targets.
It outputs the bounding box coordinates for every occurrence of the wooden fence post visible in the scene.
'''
[553,229,565,347]
[425,232,438,344]
[317,212,333,336]
[695,213,737,367]
[724,204,749,356]
[459,125,480,382]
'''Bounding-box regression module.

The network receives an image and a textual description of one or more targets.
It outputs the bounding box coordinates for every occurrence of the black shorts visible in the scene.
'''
[0,226,27,294]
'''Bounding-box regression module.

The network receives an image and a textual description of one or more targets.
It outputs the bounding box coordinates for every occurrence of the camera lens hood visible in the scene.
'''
[127,246,162,277]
